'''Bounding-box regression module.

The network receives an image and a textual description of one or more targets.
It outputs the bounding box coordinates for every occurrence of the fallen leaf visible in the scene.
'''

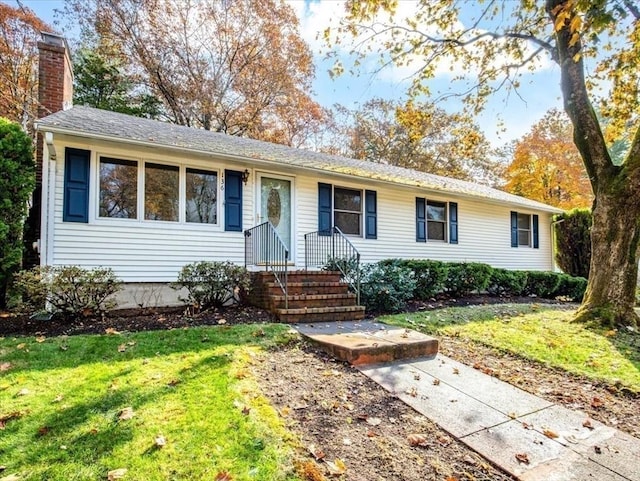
[127,341,136,346]
[583,419,594,430]
[307,444,326,461]
[515,453,530,464]
[365,417,381,426]
[436,435,450,445]
[342,438,352,446]
[366,429,378,437]
[215,471,232,481]
[167,379,180,387]
[53,394,64,402]
[594,446,602,454]
[407,433,429,447]
[508,412,517,419]
[117,344,127,353]
[118,407,135,421]
[241,406,251,416]
[413,373,421,380]
[445,476,459,481]
[591,397,605,409]
[463,455,477,465]
[325,459,346,476]
[522,421,532,430]
[0,411,23,429]
[16,388,29,396]
[405,387,418,397]
[105,328,120,335]
[37,426,50,436]
[35,336,46,343]
[543,429,559,439]
[154,435,166,448]
[217,319,227,325]
[16,343,26,350]
[453,368,460,375]
[0,363,11,372]
[107,468,127,480]
[433,379,440,386]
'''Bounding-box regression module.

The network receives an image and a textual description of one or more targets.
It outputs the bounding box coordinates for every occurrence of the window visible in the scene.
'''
[99,157,138,219]
[98,155,224,225]
[427,201,447,241]
[186,168,218,224]
[334,187,362,235]
[517,213,531,247]
[145,163,179,221]
[511,211,539,248]
[416,198,458,244]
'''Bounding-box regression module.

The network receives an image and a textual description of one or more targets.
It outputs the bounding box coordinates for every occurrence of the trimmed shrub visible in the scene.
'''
[446,262,492,296]
[524,271,562,298]
[382,259,449,300]
[487,268,528,297]
[173,261,250,310]
[555,208,592,279]
[12,266,121,319]
[554,274,588,301]
[360,262,416,313]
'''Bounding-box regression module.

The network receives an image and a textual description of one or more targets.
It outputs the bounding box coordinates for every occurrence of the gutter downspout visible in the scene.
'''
[40,132,57,267]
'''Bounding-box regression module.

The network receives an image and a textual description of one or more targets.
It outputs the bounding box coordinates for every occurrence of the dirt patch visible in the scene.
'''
[251,341,515,481]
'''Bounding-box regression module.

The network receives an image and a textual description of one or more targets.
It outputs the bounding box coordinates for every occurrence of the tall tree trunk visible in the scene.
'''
[548,0,640,328]
[575,189,640,327]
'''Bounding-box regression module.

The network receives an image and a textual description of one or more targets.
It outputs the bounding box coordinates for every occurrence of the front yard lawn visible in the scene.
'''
[0,324,298,481]
[382,303,640,393]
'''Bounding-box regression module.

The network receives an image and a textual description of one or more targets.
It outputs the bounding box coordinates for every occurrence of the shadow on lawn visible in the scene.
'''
[0,323,292,374]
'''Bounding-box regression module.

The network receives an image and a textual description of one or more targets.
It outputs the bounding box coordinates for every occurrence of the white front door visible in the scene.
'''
[257,174,294,256]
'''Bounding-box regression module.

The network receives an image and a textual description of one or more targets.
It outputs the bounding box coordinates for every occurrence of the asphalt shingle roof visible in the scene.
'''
[36,106,562,213]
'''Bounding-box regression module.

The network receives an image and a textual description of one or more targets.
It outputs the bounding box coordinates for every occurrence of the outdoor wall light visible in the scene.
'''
[242,169,250,185]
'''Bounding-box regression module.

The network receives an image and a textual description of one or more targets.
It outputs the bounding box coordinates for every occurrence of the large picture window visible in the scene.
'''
[99,157,138,219]
[98,156,221,225]
[186,168,218,224]
[334,187,362,235]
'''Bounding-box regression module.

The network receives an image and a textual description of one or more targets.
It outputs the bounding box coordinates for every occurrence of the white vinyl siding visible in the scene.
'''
[44,136,555,283]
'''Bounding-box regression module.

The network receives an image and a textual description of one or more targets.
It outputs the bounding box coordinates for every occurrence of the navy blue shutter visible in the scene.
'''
[532,214,539,248]
[63,148,90,223]
[318,183,332,232]
[510,211,518,247]
[365,190,377,239]
[416,198,426,242]
[449,202,458,244]
[224,170,243,231]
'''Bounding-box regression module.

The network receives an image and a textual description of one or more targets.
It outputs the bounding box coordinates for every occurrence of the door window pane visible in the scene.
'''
[186,168,217,224]
[145,163,179,221]
[99,157,138,218]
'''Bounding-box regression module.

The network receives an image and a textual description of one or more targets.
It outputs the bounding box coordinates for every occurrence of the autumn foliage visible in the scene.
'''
[0,3,51,134]
[504,109,593,209]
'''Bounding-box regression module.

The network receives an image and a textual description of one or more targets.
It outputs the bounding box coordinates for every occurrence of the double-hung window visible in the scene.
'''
[334,187,362,235]
[416,198,458,244]
[510,211,539,248]
[317,183,377,238]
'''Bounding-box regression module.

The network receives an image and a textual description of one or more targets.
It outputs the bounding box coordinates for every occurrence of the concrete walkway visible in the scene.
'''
[294,321,640,481]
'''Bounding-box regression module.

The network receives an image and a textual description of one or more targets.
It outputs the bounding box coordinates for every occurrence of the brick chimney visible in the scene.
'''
[25,32,73,267]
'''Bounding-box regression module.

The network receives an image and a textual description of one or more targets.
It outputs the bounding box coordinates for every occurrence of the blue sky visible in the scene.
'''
[15,0,564,148]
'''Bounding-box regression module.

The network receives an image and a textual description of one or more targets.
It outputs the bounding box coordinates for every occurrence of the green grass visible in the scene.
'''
[0,324,300,481]
[382,304,640,393]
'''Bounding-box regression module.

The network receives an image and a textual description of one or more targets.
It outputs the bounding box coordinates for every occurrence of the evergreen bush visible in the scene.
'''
[360,262,416,313]
[173,261,250,310]
[446,262,492,296]
[487,268,528,296]
[555,208,592,279]
[0,118,36,308]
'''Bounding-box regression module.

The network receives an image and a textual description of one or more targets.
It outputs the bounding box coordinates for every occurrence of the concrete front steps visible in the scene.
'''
[250,270,365,323]
[294,320,440,365]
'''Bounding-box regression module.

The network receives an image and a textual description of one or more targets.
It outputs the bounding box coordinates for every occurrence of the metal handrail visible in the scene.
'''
[244,222,289,309]
[304,226,361,304]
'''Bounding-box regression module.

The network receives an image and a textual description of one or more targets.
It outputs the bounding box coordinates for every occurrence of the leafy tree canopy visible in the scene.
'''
[0,2,51,134]
[505,108,593,209]
[330,0,640,327]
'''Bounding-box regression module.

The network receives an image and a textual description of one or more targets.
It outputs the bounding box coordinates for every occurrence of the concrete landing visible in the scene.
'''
[293,320,439,365]
[359,354,640,481]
